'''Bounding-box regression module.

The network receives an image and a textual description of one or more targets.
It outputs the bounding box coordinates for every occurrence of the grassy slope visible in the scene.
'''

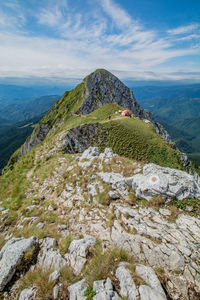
[42,103,183,170]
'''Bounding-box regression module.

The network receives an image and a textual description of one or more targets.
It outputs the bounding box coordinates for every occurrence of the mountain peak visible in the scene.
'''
[6,69,172,167]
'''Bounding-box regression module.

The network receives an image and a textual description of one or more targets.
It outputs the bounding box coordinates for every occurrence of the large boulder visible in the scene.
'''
[139,285,166,300]
[136,265,166,298]
[68,279,87,300]
[115,263,139,299]
[130,163,200,200]
[0,237,38,292]
[38,238,67,270]
[65,235,96,275]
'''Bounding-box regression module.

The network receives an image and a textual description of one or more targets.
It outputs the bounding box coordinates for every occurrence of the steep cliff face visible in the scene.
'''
[80,69,147,117]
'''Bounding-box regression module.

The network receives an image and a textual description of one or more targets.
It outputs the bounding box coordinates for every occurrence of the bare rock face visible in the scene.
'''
[93,278,120,300]
[63,123,103,154]
[131,163,200,200]
[19,287,36,300]
[65,235,96,275]
[136,265,166,298]
[68,279,87,300]
[38,238,67,270]
[115,263,139,299]
[21,123,51,156]
[139,285,166,300]
[0,237,38,292]
[81,70,147,118]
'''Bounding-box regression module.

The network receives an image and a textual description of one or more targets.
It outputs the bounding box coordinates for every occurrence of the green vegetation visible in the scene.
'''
[168,198,200,217]
[42,103,186,170]
[83,246,130,285]
[18,268,54,299]
[135,87,200,166]
[84,287,96,300]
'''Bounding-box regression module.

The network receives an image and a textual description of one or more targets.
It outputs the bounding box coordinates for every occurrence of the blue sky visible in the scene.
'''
[0,0,199,85]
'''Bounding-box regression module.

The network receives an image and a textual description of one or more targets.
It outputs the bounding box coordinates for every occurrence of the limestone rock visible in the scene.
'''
[98,172,125,185]
[53,284,59,299]
[80,147,99,160]
[65,235,96,275]
[93,278,120,300]
[139,285,166,300]
[19,287,36,300]
[49,270,60,283]
[21,123,51,156]
[63,123,102,154]
[36,222,45,229]
[68,279,87,300]
[108,191,120,200]
[38,238,66,270]
[131,163,200,200]
[115,263,139,299]
[136,265,166,297]
[0,237,38,292]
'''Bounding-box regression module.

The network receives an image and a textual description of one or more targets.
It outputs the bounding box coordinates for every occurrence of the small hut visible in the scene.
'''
[121,110,131,117]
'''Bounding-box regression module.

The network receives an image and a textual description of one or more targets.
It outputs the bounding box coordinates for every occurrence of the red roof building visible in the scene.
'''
[121,110,131,117]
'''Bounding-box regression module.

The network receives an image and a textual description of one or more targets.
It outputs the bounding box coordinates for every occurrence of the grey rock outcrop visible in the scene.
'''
[65,235,96,275]
[49,270,60,283]
[38,238,67,270]
[63,123,102,154]
[68,279,87,300]
[139,285,166,300]
[98,172,125,186]
[21,123,51,156]
[80,147,99,160]
[131,163,200,200]
[136,265,166,297]
[115,263,139,299]
[19,287,36,300]
[93,278,120,300]
[0,237,38,292]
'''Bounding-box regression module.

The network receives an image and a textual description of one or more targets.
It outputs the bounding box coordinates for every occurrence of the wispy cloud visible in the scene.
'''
[168,24,199,35]
[100,0,133,28]
[0,0,199,84]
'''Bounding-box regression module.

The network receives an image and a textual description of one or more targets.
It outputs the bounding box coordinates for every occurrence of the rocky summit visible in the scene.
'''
[0,69,200,300]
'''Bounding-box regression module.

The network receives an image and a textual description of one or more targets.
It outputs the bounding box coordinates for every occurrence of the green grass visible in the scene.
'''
[83,246,130,285]
[18,268,54,300]
[167,198,200,217]
[45,103,185,170]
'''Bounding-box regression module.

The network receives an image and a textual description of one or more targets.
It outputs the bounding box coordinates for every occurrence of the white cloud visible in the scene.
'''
[0,0,199,84]
[168,24,199,35]
[37,7,63,27]
[100,0,133,28]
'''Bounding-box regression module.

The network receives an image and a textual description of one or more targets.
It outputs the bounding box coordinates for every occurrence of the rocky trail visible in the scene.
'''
[0,147,200,300]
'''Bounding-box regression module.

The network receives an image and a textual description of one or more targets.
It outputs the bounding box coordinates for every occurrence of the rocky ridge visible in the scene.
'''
[0,147,200,299]
[9,69,170,166]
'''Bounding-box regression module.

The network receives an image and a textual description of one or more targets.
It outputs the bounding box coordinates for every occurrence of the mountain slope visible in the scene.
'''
[8,69,172,168]
[0,70,200,300]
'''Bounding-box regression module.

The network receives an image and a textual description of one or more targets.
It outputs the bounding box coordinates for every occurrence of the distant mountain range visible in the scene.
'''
[0,114,45,172]
[0,95,61,124]
[134,85,200,165]
[0,82,200,173]
[0,93,62,172]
